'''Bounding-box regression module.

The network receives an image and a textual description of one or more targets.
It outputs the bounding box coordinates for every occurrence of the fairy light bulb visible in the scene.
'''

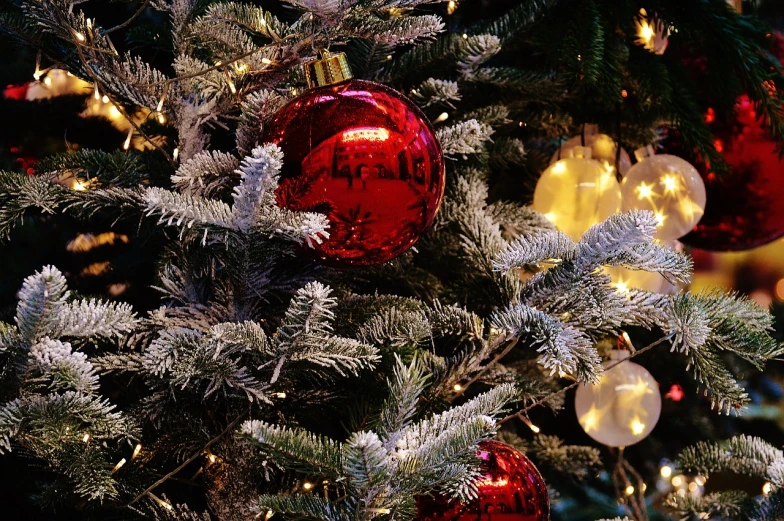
[660,465,673,478]
[112,458,127,474]
[621,146,706,241]
[132,443,142,459]
[635,9,670,55]
[123,128,133,150]
[574,350,661,447]
[534,146,622,240]
[550,126,632,176]
[434,112,449,123]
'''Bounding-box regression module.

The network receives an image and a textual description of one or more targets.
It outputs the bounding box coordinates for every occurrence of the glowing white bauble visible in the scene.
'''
[534,146,622,240]
[621,146,707,241]
[574,351,661,447]
[551,125,632,177]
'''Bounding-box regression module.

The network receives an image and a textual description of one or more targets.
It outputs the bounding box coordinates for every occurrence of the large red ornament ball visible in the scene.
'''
[262,79,445,267]
[681,95,784,251]
[416,441,549,521]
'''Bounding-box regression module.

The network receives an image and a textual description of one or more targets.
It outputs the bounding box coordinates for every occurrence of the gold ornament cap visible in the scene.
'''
[304,50,353,89]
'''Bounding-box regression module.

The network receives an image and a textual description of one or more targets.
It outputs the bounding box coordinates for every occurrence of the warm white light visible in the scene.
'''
[694,475,706,486]
[102,95,109,104]
[453,384,462,391]
[74,31,86,42]
[661,174,680,194]
[630,418,645,435]
[660,465,673,478]
[93,86,100,100]
[671,475,684,487]
[83,433,91,442]
[43,76,52,86]
[625,485,634,496]
[447,0,457,14]
[261,58,272,65]
[636,181,654,199]
[157,113,166,124]
[688,482,698,493]
[132,443,142,459]
[123,129,133,150]
[763,482,772,495]
[112,458,127,473]
[434,112,449,123]
[173,148,179,161]
[275,392,286,399]
[303,482,313,490]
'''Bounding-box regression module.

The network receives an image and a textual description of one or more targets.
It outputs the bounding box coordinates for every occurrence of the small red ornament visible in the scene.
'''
[665,384,684,402]
[3,83,29,100]
[262,51,445,268]
[416,441,549,521]
[681,95,784,251]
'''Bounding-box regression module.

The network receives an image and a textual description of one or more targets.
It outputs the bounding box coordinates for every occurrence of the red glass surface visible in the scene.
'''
[262,79,445,267]
[416,441,549,521]
[681,96,784,251]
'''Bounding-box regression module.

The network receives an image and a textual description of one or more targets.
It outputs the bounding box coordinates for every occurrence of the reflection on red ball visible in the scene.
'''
[262,79,445,267]
[416,441,549,521]
[682,95,784,251]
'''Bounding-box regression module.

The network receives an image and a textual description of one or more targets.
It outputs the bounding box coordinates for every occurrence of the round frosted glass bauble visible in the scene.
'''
[574,351,661,447]
[621,146,706,241]
[534,146,622,240]
[551,128,632,177]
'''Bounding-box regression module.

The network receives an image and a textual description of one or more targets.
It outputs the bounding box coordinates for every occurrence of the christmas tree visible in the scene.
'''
[1,0,784,519]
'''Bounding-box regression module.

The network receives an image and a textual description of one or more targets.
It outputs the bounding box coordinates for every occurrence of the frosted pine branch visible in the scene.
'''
[342,11,444,46]
[236,90,287,155]
[665,490,746,521]
[253,495,351,521]
[275,283,380,379]
[378,356,429,443]
[0,391,133,454]
[232,144,285,232]
[15,265,69,342]
[171,151,240,196]
[240,420,344,475]
[29,338,99,394]
[204,2,291,39]
[457,35,502,72]
[493,230,576,272]
[395,383,517,453]
[143,187,235,231]
[491,304,601,382]
[679,435,784,487]
[437,120,494,155]
[412,79,461,108]
[56,299,137,338]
